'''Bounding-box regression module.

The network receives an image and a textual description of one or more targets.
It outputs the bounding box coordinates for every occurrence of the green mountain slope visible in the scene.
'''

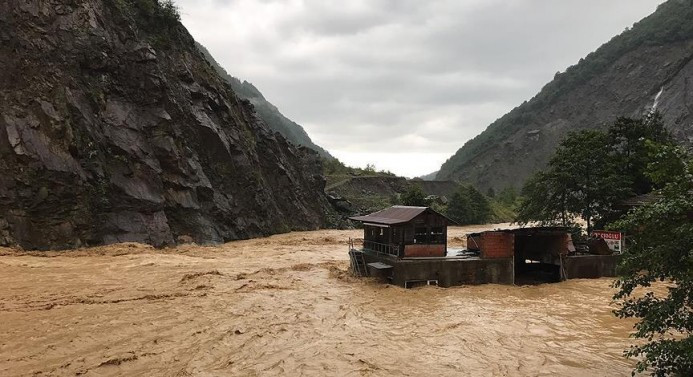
[196,43,332,158]
[437,0,693,191]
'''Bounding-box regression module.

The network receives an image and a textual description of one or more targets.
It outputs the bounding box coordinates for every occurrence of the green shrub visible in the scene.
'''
[113,0,182,46]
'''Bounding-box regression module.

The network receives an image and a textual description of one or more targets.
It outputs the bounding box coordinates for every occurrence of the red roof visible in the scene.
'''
[349,206,448,225]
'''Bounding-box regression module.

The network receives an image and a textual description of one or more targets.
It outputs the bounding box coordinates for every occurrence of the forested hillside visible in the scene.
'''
[438,0,693,191]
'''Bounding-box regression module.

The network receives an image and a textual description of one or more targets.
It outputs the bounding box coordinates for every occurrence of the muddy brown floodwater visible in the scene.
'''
[0,224,637,376]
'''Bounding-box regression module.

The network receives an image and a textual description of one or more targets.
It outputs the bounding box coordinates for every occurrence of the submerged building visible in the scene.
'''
[349,205,451,258]
[348,206,620,288]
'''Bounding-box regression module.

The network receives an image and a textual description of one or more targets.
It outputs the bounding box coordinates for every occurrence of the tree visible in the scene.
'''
[467,185,492,223]
[517,170,573,226]
[611,146,692,376]
[556,130,629,232]
[609,112,672,195]
[401,184,427,206]
[447,188,473,224]
[447,185,491,225]
[517,129,629,232]
[497,186,518,207]
[364,163,376,174]
[517,114,673,232]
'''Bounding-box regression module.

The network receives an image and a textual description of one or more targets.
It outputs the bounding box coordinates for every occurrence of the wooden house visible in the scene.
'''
[349,206,451,258]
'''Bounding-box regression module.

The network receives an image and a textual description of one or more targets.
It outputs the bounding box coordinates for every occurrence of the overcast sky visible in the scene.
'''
[175,0,662,177]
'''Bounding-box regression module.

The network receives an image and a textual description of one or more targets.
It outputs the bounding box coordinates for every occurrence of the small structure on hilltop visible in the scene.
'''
[349,206,621,288]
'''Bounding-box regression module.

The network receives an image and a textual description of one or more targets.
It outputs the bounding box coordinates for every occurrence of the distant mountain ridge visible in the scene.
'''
[196,43,332,158]
[417,171,439,181]
[437,0,693,191]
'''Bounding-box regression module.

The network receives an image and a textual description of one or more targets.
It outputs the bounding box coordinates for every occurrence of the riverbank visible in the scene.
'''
[0,225,636,376]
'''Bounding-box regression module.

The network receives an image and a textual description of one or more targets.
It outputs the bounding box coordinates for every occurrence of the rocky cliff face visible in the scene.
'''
[195,42,333,159]
[437,0,693,191]
[0,0,334,250]
[325,175,460,215]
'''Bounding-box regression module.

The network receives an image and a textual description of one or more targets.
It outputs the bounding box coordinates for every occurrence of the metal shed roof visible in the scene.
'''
[349,206,448,225]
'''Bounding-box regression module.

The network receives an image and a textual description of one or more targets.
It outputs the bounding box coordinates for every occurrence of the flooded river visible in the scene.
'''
[0,225,637,376]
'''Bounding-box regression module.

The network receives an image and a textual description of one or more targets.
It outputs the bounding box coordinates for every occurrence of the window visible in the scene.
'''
[414,227,428,244]
[430,227,444,244]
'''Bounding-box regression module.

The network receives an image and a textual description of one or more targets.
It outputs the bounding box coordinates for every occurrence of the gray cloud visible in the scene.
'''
[176,0,662,177]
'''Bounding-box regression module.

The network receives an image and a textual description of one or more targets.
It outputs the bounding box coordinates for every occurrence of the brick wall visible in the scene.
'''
[404,244,445,257]
[480,232,514,259]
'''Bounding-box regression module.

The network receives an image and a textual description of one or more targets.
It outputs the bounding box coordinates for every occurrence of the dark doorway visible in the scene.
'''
[513,233,565,284]
[514,258,561,285]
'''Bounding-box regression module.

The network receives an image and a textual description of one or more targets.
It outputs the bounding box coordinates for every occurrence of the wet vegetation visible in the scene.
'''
[322,158,395,177]
[398,182,517,225]
[112,0,183,48]
[612,145,692,377]
[516,111,692,375]
[516,112,674,232]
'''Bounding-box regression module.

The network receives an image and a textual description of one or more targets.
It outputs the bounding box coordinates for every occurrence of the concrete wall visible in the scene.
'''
[563,255,621,279]
[393,258,514,287]
[362,252,513,287]
[358,246,620,288]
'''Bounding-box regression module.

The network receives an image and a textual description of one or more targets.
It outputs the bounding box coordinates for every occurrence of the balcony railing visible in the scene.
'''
[349,238,400,257]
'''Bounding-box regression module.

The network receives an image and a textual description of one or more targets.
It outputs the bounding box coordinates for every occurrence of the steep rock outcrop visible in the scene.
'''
[325,175,459,215]
[437,0,693,191]
[0,0,334,249]
[195,43,333,158]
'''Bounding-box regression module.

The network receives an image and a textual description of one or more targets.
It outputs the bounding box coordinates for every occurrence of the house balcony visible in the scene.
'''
[349,238,400,258]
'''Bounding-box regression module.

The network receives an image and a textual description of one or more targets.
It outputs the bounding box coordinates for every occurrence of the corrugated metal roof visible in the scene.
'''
[349,206,430,225]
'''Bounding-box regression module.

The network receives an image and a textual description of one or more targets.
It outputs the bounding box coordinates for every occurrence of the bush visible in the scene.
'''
[611,146,692,376]
[320,157,395,177]
[114,0,182,46]
[400,184,427,207]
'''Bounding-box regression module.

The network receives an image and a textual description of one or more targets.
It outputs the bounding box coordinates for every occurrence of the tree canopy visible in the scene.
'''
[517,113,672,232]
[517,129,628,232]
[611,145,692,376]
[400,184,427,207]
[446,185,491,225]
[609,112,672,195]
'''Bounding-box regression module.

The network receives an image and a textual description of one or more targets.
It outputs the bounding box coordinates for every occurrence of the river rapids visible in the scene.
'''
[0,225,638,376]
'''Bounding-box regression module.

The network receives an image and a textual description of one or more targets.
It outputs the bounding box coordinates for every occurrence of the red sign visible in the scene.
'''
[591,230,623,253]
[591,230,622,240]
